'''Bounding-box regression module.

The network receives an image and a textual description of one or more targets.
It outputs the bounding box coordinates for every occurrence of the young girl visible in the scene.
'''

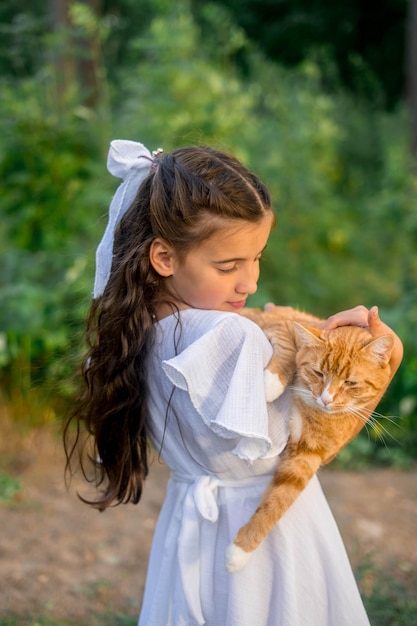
[65,139,403,626]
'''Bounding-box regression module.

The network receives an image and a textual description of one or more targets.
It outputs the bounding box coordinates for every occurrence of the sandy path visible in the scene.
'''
[0,428,416,621]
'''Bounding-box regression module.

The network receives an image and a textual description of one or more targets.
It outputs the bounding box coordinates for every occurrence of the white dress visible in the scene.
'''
[138,309,370,626]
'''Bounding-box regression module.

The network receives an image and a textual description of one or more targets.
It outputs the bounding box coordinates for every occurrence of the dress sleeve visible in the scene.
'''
[162,315,275,462]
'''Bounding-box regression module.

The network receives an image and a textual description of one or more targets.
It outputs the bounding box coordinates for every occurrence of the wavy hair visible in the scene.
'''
[64,145,273,509]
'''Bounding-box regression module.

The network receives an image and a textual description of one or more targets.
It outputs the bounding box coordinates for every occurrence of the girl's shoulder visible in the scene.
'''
[157,308,267,346]
[156,308,273,373]
[159,309,276,461]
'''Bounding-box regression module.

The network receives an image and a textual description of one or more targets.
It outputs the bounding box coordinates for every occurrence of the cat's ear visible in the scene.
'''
[361,334,394,366]
[293,322,323,347]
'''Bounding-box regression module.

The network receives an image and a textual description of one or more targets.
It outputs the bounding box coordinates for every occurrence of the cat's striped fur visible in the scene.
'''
[226,307,394,573]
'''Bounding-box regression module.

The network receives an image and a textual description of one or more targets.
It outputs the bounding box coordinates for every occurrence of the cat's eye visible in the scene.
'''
[313,370,323,378]
[344,380,357,387]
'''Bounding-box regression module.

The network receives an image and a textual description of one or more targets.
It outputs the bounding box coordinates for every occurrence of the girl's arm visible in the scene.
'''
[265,303,404,455]
[264,303,404,380]
[323,304,403,383]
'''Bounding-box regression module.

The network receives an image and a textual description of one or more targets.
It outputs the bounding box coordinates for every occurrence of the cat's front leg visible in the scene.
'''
[225,541,253,573]
[263,330,294,402]
[264,359,289,402]
[225,496,280,573]
[225,484,283,573]
[226,449,322,573]
[264,364,286,402]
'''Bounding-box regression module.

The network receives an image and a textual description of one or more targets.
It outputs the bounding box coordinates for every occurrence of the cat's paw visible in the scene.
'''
[264,369,285,402]
[225,543,253,573]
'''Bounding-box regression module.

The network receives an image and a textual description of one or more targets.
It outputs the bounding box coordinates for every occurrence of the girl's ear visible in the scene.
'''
[149,238,176,277]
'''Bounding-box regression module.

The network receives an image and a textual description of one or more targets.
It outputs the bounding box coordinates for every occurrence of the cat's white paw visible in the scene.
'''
[225,543,253,573]
[264,370,284,402]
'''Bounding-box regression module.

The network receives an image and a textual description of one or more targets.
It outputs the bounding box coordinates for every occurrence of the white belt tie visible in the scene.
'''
[171,472,272,625]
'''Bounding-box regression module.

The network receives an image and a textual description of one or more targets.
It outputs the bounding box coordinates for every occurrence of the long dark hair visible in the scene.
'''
[64,145,272,509]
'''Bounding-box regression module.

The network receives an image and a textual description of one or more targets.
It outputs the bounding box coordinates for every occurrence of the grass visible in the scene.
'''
[1,569,417,626]
[0,416,415,626]
[0,616,137,626]
[358,564,417,626]
[0,470,21,504]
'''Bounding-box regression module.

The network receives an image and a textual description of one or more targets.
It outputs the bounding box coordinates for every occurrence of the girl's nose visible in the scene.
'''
[236,268,259,295]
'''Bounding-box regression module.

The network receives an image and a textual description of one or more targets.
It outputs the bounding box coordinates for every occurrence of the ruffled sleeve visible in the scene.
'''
[162,314,274,462]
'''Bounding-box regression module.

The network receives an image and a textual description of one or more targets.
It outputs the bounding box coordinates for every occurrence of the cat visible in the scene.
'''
[225,306,394,573]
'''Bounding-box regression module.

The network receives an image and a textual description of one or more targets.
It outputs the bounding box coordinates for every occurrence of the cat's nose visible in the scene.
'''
[319,390,333,406]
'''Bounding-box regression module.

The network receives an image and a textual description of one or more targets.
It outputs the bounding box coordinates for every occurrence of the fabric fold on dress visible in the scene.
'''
[171,472,274,625]
[162,316,274,462]
[138,309,371,626]
[177,475,219,625]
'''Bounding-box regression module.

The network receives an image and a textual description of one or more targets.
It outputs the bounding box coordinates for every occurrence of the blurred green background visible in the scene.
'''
[0,0,416,467]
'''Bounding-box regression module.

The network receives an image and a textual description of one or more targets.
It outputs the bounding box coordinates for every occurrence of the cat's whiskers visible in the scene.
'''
[343,407,389,448]
[290,386,353,415]
[344,405,368,423]
[288,384,307,393]
[368,416,402,447]
[349,405,401,429]
[227,307,397,573]
[345,406,402,447]
[288,385,319,408]
[288,385,312,400]
[370,410,402,430]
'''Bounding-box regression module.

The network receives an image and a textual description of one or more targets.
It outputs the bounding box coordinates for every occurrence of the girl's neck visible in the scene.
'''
[156,301,190,321]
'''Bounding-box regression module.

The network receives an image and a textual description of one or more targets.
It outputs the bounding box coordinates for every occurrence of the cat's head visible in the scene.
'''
[291,323,394,414]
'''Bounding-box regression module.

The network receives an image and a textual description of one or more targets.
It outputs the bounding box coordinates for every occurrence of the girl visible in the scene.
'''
[65,139,403,626]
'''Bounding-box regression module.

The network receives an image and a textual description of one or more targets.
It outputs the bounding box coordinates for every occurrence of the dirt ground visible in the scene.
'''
[0,424,416,622]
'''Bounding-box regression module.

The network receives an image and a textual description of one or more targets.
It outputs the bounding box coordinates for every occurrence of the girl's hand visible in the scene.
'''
[322,304,403,459]
[323,304,403,377]
[266,302,404,377]
[322,305,370,330]
[265,301,403,454]
[264,303,296,316]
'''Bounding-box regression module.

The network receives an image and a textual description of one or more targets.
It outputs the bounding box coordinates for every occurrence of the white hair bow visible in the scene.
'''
[93,139,156,298]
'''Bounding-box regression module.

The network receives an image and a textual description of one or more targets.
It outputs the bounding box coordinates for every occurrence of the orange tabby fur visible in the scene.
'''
[225,307,394,573]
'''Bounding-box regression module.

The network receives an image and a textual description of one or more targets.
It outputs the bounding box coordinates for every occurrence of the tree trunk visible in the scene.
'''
[49,0,74,105]
[48,0,103,108]
[74,0,103,108]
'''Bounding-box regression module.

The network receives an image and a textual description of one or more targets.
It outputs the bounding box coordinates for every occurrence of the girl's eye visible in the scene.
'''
[217,266,237,274]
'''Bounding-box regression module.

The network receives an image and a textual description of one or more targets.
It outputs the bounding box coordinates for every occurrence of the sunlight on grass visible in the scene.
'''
[1,568,417,626]
[0,470,21,504]
[358,562,417,626]
[0,615,137,626]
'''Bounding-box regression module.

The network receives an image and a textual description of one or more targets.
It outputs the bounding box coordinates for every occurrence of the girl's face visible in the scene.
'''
[152,214,274,315]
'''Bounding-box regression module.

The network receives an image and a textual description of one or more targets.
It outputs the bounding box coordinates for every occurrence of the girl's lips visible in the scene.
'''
[229,300,246,310]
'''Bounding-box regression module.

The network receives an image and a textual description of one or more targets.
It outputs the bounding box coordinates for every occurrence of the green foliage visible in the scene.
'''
[0,64,111,419]
[357,559,417,626]
[1,569,416,625]
[0,616,136,626]
[196,0,408,109]
[0,1,47,77]
[0,470,21,504]
[113,1,256,150]
[0,0,415,463]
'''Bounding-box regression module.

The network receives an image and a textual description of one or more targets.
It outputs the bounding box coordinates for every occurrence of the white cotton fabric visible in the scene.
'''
[138,309,370,626]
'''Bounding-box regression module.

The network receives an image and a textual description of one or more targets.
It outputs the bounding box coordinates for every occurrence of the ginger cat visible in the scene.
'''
[226,307,394,573]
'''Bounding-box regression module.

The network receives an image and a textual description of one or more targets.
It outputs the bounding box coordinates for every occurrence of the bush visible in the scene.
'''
[0,0,415,463]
